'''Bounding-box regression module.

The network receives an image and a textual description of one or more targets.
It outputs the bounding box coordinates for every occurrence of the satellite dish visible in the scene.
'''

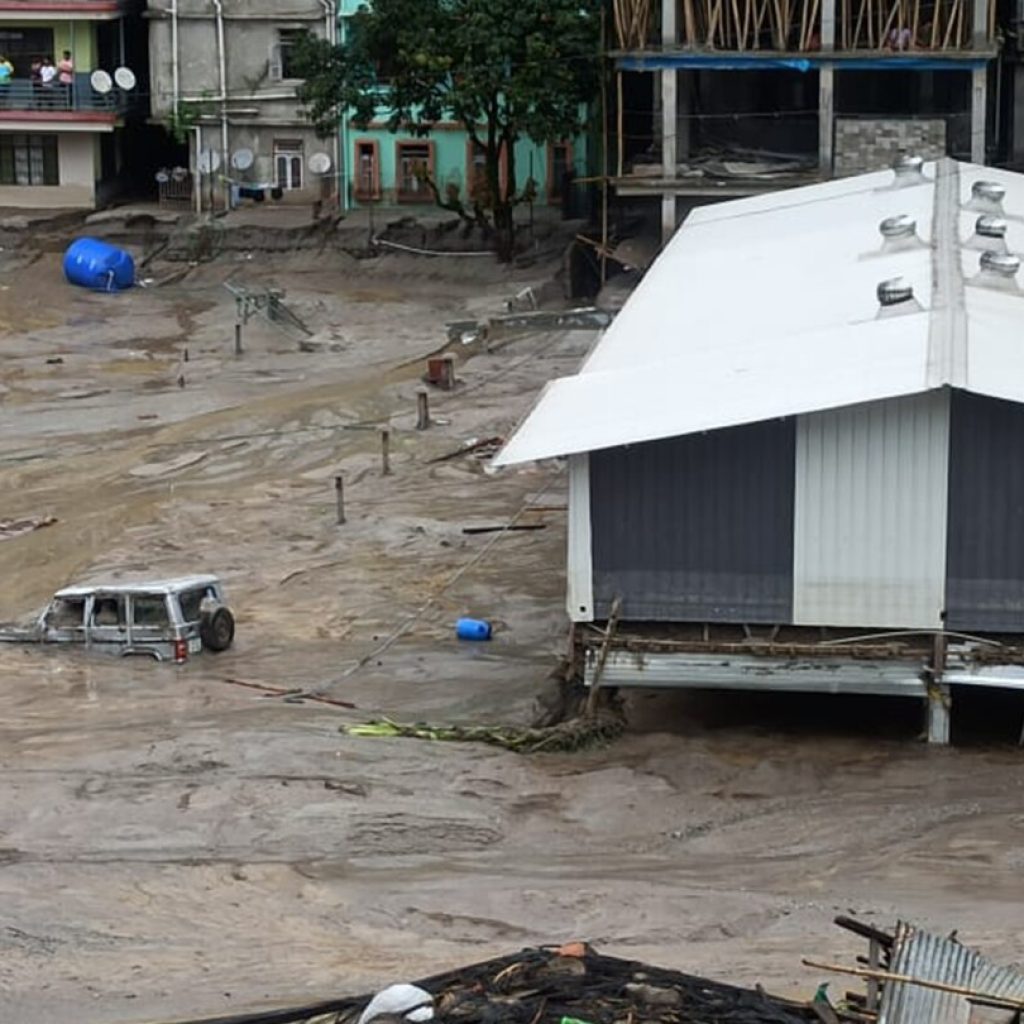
[308,151,332,175]
[90,69,113,94]
[197,149,221,174]
[113,66,136,90]
[231,147,254,171]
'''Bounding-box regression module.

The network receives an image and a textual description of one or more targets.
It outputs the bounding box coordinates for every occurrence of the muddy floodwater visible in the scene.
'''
[2,242,1024,1023]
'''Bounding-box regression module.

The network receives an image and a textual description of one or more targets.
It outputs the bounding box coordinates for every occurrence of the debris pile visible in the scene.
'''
[342,710,625,753]
[170,944,823,1024]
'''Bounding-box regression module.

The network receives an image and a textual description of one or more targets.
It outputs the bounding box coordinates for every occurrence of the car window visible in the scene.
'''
[132,595,170,628]
[91,596,125,628]
[46,597,85,628]
[178,588,207,623]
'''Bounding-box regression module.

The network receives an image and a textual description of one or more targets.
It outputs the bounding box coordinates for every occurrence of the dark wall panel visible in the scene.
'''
[590,420,796,622]
[946,391,1024,632]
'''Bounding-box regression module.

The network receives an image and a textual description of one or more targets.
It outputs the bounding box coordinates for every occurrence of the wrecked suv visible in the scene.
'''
[29,575,235,663]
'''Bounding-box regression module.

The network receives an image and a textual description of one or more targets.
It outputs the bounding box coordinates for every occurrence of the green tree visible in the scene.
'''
[295,0,601,259]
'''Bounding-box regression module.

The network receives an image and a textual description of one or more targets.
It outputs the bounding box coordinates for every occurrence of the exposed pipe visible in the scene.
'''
[318,0,343,211]
[211,0,229,210]
[193,123,202,213]
[170,0,179,116]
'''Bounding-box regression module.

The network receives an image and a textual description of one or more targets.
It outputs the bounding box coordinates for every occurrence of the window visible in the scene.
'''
[354,139,380,201]
[45,597,85,629]
[547,141,574,203]
[0,27,54,77]
[0,134,59,186]
[396,141,434,202]
[275,28,309,80]
[179,587,213,623]
[91,597,126,629]
[132,595,170,628]
[274,139,303,190]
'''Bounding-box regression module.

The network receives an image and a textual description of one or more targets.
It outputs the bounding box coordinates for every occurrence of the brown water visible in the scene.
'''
[2,250,1024,1023]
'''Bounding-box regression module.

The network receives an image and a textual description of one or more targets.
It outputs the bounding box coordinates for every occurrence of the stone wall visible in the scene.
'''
[834,118,947,176]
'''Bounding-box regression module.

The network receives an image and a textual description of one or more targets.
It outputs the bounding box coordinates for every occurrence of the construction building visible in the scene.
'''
[608,0,1002,241]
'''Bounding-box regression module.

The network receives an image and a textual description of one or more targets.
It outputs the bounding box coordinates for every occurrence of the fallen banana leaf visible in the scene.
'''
[341,712,624,753]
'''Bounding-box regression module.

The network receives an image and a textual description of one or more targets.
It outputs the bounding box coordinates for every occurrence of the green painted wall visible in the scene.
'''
[345,123,586,208]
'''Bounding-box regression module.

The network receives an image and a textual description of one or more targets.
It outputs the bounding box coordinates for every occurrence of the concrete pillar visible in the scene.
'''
[1013,67,1024,166]
[972,0,989,46]
[971,65,988,164]
[926,686,951,745]
[819,66,835,176]
[819,0,835,177]
[661,0,678,244]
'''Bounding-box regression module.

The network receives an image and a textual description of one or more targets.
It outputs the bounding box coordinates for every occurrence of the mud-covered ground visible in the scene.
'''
[2,237,1024,1024]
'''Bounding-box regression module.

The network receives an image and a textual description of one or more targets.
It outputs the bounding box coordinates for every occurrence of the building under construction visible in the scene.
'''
[608,0,1014,241]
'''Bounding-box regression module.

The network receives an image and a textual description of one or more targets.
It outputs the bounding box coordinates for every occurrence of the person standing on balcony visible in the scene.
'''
[39,56,57,108]
[30,56,42,107]
[0,56,12,109]
[57,51,73,109]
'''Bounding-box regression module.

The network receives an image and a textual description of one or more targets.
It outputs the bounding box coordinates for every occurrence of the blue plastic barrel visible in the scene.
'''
[63,238,135,291]
[456,617,492,641]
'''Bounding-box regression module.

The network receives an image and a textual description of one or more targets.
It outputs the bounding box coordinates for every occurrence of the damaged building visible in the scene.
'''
[497,156,1024,745]
[609,0,1007,242]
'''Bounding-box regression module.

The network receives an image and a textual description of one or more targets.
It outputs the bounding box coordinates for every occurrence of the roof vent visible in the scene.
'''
[892,154,926,188]
[964,214,1010,252]
[967,179,1006,214]
[876,276,923,316]
[880,214,916,239]
[976,250,1022,290]
[877,214,923,253]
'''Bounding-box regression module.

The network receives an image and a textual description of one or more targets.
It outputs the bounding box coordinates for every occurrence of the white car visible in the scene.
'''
[19,575,235,663]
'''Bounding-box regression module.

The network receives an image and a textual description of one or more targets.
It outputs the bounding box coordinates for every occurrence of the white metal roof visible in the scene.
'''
[54,575,220,598]
[495,159,1024,466]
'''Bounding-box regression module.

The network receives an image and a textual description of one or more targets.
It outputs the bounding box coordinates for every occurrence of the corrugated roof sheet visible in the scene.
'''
[495,159,1024,466]
[878,922,1024,1024]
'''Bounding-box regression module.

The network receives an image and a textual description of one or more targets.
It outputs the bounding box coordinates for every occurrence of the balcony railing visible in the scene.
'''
[612,0,995,51]
[0,73,133,114]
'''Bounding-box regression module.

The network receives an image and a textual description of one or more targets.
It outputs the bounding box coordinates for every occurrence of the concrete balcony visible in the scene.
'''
[0,73,134,127]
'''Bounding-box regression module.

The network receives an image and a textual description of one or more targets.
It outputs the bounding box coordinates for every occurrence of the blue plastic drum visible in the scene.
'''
[63,238,135,291]
[456,618,492,641]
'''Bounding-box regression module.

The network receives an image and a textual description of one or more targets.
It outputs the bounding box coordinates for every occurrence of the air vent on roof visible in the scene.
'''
[880,214,916,238]
[975,250,1022,290]
[877,214,922,252]
[892,155,926,187]
[968,180,1006,214]
[964,214,1009,253]
[876,276,922,316]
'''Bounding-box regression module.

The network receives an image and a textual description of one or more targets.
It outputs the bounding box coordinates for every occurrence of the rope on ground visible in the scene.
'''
[373,236,495,258]
[330,470,561,683]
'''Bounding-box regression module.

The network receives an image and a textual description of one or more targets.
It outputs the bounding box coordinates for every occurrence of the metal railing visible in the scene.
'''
[0,73,134,114]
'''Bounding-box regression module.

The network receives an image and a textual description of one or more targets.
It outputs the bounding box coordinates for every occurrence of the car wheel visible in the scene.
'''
[200,606,235,652]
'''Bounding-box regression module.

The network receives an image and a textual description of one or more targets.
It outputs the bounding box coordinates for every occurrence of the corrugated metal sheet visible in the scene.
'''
[495,159,1024,468]
[879,922,1024,1024]
[880,923,978,1024]
[590,650,928,695]
[589,422,794,622]
[945,391,1024,632]
[792,391,950,629]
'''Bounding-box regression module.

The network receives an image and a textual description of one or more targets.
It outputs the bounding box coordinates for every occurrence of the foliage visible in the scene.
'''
[295,0,601,258]
[165,93,216,146]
